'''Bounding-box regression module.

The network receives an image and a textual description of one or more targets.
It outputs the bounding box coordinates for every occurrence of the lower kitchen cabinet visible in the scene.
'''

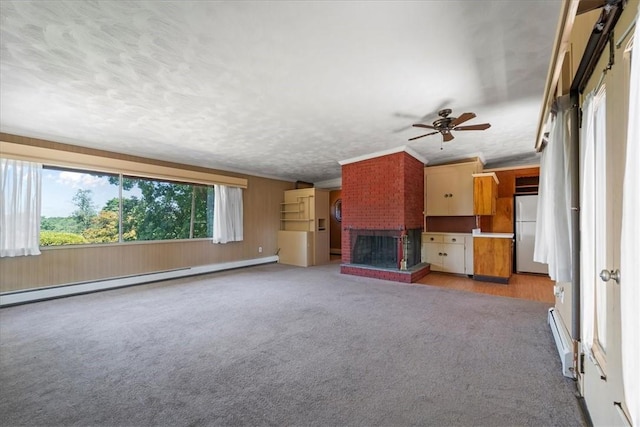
[473,236,513,283]
[422,233,472,275]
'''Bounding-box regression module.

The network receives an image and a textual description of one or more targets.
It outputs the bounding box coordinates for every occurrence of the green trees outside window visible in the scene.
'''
[40,167,214,246]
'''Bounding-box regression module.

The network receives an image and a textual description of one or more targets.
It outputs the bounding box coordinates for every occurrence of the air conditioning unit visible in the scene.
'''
[548,308,574,378]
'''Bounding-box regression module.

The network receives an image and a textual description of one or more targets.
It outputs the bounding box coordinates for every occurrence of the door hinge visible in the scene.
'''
[580,353,585,374]
[578,107,583,128]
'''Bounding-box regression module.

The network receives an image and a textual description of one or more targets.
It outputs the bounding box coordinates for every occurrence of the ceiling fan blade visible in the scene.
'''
[453,123,491,131]
[412,123,436,130]
[449,112,476,127]
[443,132,455,142]
[408,131,438,141]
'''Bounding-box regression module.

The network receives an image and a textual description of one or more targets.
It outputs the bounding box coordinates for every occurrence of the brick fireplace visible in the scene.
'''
[340,148,430,283]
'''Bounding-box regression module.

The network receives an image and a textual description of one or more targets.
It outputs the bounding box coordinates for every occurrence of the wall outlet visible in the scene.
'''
[554,285,564,303]
[258,246,263,253]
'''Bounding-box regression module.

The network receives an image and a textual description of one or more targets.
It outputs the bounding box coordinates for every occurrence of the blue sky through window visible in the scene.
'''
[42,169,141,217]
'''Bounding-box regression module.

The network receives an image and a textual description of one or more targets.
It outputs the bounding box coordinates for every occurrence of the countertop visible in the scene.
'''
[421,232,471,236]
[472,232,514,239]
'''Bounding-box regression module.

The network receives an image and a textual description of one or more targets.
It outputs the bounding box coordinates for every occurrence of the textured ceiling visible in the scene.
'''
[0,1,562,184]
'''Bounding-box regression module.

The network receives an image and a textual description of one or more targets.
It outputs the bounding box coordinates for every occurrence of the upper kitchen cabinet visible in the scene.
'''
[473,172,499,215]
[424,159,482,216]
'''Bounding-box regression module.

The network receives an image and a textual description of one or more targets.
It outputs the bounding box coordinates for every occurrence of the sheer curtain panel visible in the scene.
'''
[534,95,573,283]
[579,90,597,360]
[212,185,243,244]
[620,13,639,426]
[1,159,42,257]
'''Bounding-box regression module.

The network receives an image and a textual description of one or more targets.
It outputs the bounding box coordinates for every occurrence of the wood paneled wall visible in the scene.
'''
[0,133,294,292]
[480,166,540,233]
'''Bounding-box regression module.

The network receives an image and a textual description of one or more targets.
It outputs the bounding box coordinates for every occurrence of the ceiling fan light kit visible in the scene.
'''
[409,108,491,145]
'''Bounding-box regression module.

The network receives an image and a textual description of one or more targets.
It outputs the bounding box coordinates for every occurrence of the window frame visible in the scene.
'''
[40,166,217,248]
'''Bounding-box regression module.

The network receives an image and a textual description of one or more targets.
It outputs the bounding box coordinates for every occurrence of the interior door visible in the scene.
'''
[582,84,626,425]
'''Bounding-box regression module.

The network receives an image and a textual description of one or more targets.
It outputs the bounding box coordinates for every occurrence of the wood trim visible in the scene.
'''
[535,0,581,152]
[472,274,509,284]
[1,139,247,188]
[472,172,499,184]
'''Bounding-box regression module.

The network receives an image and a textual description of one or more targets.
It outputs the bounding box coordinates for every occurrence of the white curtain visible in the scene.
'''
[620,13,639,426]
[579,89,605,360]
[212,185,243,244]
[1,159,42,257]
[534,95,573,282]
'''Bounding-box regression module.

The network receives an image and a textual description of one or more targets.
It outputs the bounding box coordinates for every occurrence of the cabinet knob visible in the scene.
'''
[443,252,448,256]
[452,238,456,242]
[430,237,434,241]
[438,252,443,256]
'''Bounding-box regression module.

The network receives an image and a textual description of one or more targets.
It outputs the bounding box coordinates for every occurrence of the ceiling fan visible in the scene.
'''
[408,108,491,143]
[392,99,452,133]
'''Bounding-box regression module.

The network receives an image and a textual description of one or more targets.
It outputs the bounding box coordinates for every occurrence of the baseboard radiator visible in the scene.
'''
[0,256,279,307]
[548,308,574,378]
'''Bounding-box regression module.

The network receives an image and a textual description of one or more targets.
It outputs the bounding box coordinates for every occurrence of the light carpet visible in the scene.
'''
[0,263,586,426]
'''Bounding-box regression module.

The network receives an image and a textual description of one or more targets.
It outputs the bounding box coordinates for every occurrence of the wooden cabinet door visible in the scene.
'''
[473,175,498,215]
[441,243,465,274]
[423,242,443,269]
[473,238,512,278]
[278,230,312,267]
[425,172,452,216]
[425,162,478,216]
[448,169,475,215]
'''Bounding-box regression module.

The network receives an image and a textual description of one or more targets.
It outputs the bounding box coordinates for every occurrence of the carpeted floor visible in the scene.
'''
[0,262,586,426]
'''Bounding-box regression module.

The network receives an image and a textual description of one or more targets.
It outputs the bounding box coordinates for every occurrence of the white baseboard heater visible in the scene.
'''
[548,308,574,378]
[0,255,278,307]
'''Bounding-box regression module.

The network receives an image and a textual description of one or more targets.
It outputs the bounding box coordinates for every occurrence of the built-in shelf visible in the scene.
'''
[278,189,329,267]
[515,176,539,195]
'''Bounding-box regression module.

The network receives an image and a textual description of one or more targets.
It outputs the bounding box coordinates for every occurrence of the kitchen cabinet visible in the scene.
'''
[464,235,474,274]
[424,160,482,216]
[473,235,513,283]
[422,233,471,275]
[473,173,499,215]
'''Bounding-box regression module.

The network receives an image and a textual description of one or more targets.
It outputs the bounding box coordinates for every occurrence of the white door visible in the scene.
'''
[582,84,626,425]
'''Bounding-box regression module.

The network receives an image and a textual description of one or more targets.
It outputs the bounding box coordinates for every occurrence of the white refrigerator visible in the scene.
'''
[515,194,548,274]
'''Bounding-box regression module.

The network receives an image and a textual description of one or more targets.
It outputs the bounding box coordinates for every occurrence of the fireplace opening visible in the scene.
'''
[349,228,422,270]
[352,234,398,268]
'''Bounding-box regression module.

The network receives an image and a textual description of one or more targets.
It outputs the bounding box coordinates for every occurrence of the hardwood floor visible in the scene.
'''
[331,255,555,304]
[416,271,555,304]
